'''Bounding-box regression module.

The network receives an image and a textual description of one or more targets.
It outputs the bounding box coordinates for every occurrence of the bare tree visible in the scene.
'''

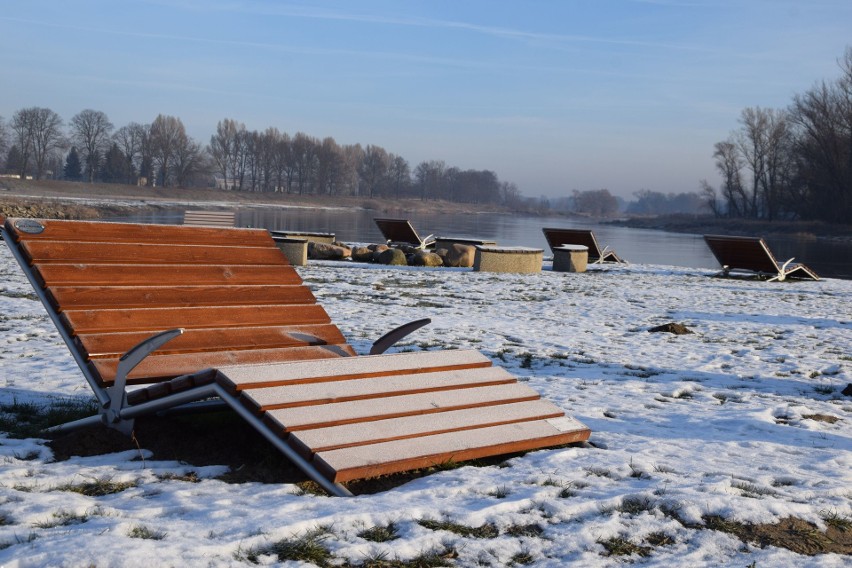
[149,114,185,187]
[571,189,619,217]
[358,144,389,198]
[291,132,319,194]
[414,160,445,201]
[712,139,747,217]
[173,133,206,187]
[316,137,345,195]
[208,118,241,190]
[70,109,113,182]
[387,154,410,198]
[339,143,363,196]
[11,107,65,179]
[113,122,148,183]
[788,46,852,222]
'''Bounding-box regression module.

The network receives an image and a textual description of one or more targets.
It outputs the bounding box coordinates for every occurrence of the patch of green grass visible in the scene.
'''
[519,353,533,368]
[56,478,137,497]
[731,481,776,499]
[617,496,656,515]
[418,519,499,539]
[0,398,99,438]
[33,509,90,529]
[241,527,334,566]
[820,509,852,532]
[584,466,612,478]
[0,513,12,526]
[0,532,38,551]
[157,471,200,483]
[509,550,535,565]
[487,485,510,499]
[645,532,675,546]
[598,536,651,557]
[813,385,833,395]
[127,524,166,540]
[703,514,743,533]
[358,522,400,543]
[505,524,543,538]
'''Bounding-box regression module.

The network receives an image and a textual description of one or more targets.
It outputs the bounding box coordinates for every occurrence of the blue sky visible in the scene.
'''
[1,0,850,199]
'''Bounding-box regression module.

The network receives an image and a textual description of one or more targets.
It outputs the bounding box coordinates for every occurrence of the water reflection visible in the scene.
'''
[109,207,851,279]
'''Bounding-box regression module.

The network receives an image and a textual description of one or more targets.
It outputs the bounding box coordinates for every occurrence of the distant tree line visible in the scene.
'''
[0,110,522,207]
[702,46,852,223]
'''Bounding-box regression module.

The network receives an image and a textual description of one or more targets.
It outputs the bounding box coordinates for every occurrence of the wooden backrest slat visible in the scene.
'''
[35,264,301,287]
[63,304,332,334]
[78,324,348,359]
[48,285,316,310]
[21,241,287,265]
[6,218,257,245]
[3,217,353,387]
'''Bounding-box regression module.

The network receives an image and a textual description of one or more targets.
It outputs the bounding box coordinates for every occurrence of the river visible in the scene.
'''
[117,207,851,279]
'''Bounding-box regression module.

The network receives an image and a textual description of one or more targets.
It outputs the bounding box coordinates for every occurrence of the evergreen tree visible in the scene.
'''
[5,145,23,175]
[100,143,134,183]
[64,147,82,180]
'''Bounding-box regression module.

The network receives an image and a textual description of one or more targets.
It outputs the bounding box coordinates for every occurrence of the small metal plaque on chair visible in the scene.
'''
[14,219,45,234]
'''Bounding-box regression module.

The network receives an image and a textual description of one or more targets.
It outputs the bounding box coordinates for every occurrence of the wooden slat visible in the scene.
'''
[542,228,602,257]
[244,366,517,411]
[77,324,348,358]
[313,418,591,482]
[92,344,356,384]
[34,263,302,286]
[22,241,286,265]
[62,304,332,333]
[183,211,235,227]
[48,284,316,309]
[287,400,567,455]
[260,383,541,431]
[216,349,493,392]
[6,218,266,246]
[704,235,779,274]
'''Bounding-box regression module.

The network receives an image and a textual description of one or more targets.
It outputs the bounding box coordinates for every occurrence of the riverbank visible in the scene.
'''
[0,178,511,220]
[608,214,852,243]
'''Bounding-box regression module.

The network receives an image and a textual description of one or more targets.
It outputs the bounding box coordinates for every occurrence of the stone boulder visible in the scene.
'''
[351,246,374,263]
[376,248,408,266]
[308,241,351,260]
[442,243,476,267]
[410,250,443,267]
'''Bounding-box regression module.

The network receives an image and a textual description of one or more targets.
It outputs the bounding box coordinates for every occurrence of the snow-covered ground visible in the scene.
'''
[1,242,850,567]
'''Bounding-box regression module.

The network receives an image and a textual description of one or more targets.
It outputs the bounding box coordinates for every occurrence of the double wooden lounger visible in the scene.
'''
[1,217,590,496]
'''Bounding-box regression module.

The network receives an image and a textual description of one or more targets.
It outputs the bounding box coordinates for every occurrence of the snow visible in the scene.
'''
[1,242,850,567]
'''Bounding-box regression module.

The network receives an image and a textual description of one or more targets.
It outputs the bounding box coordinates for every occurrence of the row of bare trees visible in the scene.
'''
[0,110,520,205]
[702,47,852,223]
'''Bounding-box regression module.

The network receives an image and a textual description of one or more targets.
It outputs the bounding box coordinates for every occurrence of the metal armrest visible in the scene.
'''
[369,318,431,355]
[103,328,184,429]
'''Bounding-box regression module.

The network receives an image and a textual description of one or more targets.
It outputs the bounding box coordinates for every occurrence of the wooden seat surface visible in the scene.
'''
[217,350,591,483]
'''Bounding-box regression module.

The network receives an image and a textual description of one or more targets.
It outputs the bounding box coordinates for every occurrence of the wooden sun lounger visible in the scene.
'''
[374,218,436,249]
[1,217,590,495]
[703,234,820,282]
[183,210,236,227]
[541,228,626,264]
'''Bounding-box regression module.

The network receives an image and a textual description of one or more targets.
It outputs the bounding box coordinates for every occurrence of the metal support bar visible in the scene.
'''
[1,225,110,407]
[213,384,353,497]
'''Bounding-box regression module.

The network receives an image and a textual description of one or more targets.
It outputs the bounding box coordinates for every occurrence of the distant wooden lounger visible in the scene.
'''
[374,218,436,249]
[541,228,626,264]
[1,217,590,496]
[183,210,235,227]
[703,234,820,282]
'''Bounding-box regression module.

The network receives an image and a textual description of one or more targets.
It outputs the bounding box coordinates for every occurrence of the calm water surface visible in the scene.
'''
[115,207,851,279]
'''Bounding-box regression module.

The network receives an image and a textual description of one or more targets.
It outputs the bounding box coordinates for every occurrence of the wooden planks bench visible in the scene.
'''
[703,234,820,281]
[542,228,626,264]
[182,210,236,227]
[1,217,590,495]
